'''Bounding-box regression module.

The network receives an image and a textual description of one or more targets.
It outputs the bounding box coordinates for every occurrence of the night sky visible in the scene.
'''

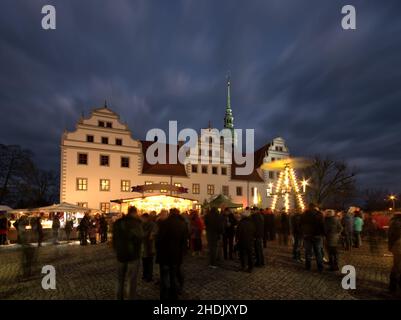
[0,0,400,191]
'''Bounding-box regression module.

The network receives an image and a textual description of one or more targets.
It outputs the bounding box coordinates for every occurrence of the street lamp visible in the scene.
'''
[389,195,396,210]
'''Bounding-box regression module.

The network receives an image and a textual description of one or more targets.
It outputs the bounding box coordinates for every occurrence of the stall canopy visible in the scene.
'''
[0,205,12,212]
[205,194,243,209]
[37,202,93,213]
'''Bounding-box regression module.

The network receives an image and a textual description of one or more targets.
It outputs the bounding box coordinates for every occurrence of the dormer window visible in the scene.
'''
[106,122,112,128]
[98,121,105,127]
[116,138,122,146]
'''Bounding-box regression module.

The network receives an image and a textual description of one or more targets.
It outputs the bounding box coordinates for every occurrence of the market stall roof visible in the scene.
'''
[205,194,243,209]
[0,205,13,212]
[37,202,93,213]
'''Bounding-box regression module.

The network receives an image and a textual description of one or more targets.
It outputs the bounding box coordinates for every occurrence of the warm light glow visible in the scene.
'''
[253,187,258,206]
[121,195,197,213]
[389,195,396,200]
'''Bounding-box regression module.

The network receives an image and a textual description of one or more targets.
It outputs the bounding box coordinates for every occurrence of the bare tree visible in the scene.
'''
[363,188,390,211]
[302,155,356,208]
[0,144,58,207]
[0,144,33,204]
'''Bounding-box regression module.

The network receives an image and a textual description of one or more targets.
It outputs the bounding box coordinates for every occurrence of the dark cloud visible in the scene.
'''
[0,0,400,191]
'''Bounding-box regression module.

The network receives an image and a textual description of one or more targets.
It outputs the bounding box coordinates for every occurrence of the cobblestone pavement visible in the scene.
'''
[0,239,399,300]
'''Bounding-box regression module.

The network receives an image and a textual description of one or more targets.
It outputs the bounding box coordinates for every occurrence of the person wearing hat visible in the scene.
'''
[388,211,401,293]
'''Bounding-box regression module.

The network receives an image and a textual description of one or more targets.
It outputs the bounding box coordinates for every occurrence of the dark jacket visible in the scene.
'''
[142,220,157,258]
[279,213,290,235]
[52,217,60,230]
[64,220,73,233]
[0,216,8,230]
[342,212,354,234]
[291,213,303,237]
[112,215,144,263]
[223,212,237,237]
[324,216,343,247]
[156,213,188,265]
[252,212,264,238]
[99,217,108,232]
[388,214,401,251]
[301,209,325,238]
[264,213,275,232]
[204,211,224,236]
[236,216,256,249]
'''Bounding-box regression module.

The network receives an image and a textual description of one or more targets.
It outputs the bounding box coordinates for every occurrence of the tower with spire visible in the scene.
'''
[224,75,237,146]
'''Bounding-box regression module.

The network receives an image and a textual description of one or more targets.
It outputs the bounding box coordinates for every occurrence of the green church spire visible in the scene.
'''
[224,76,234,130]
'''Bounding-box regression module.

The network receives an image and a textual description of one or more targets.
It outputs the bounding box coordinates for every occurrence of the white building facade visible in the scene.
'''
[60,86,291,212]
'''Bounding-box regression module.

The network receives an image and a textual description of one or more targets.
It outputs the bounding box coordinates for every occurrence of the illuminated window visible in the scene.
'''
[76,178,88,191]
[160,182,169,193]
[221,167,227,175]
[236,186,242,196]
[121,180,130,192]
[192,183,200,194]
[100,155,109,166]
[100,202,110,213]
[121,157,130,168]
[77,153,88,165]
[207,184,214,195]
[100,179,110,191]
[77,202,88,208]
[222,185,229,196]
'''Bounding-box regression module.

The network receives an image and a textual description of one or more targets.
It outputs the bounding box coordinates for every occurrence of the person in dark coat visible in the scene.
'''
[30,215,43,247]
[236,208,256,273]
[277,210,290,246]
[388,212,401,293]
[324,209,343,271]
[79,213,90,245]
[222,208,237,260]
[190,210,204,255]
[264,208,276,242]
[252,208,265,267]
[342,208,355,251]
[0,213,9,245]
[99,215,108,243]
[64,219,73,243]
[204,207,224,268]
[112,206,144,300]
[156,208,188,300]
[52,215,60,244]
[301,203,325,272]
[141,213,157,282]
[291,210,303,262]
[88,219,97,245]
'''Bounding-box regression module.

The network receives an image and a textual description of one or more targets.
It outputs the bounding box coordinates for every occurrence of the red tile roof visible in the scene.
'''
[140,140,188,177]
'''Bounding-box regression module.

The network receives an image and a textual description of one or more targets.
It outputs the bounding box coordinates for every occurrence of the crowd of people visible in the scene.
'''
[1,204,401,298]
[111,204,401,300]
